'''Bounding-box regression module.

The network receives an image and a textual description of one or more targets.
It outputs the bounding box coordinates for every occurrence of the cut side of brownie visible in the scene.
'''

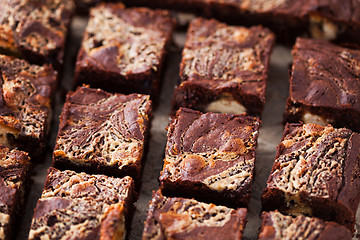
[0,54,57,158]
[172,18,274,116]
[159,108,260,208]
[74,3,175,100]
[0,145,30,240]
[258,211,352,240]
[262,123,360,232]
[28,167,136,240]
[0,0,75,70]
[53,86,152,179]
[284,38,360,132]
[142,190,247,240]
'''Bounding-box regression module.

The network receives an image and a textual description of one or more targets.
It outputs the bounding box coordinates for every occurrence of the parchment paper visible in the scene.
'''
[16,15,359,240]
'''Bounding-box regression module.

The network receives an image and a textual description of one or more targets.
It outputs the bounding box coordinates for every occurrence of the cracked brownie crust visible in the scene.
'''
[0,146,30,240]
[142,190,247,240]
[284,38,360,132]
[173,18,274,116]
[29,168,135,240]
[53,86,152,179]
[0,0,74,69]
[160,108,260,208]
[74,3,175,98]
[258,211,352,240]
[262,123,360,231]
[0,54,57,158]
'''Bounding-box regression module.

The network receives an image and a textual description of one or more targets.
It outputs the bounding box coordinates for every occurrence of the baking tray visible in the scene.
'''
[16,16,360,240]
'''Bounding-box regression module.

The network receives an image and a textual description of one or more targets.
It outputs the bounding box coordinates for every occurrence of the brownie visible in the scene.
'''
[172,18,274,116]
[73,3,175,100]
[258,211,352,240]
[142,190,247,240]
[126,0,360,45]
[159,108,260,208]
[0,0,74,70]
[28,168,136,239]
[53,86,152,179]
[0,54,57,158]
[283,38,360,132]
[262,123,360,232]
[0,145,31,240]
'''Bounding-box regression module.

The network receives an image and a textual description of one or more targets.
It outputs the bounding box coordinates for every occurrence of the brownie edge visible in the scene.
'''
[29,168,136,240]
[53,86,152,179]
[142,190,247,240]
[159,108,260,208]
[262,123,360,232]
[73,3,175,101]
[258,211,352,240]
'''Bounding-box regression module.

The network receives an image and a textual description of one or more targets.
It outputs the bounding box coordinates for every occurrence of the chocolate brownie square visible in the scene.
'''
[73,3,175,99]
[262,123,360,231]
[0,54,57,158]
[28,167,136,240]
[172,18,274,116]
[126,0,360,45]
[0,0,74,70]
[142,190,247,240]
[283,38,360,132]
[258,211,352,240]
[159,108,260,208]
[53,86,152,179]
[0,145,30,240]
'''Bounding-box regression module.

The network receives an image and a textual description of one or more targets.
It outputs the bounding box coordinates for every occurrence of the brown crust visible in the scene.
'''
[172,17,274,116]
[284,38,360,132]
[73,3,175,98]
[0,0,74,69]
[53,86,152,180]
[261,123,360,232]
[0,54,57,158]
[258,211,352,240]
[142,190,247,240]
[29,168,136,240]
[159,108,260,208]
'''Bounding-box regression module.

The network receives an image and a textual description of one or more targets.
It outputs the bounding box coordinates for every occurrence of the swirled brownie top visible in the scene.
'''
[142,191,247,240]
[53,86,151,177]
[161,108,259,193]
[217,0,360,24]
[29,168,135,239]
[180,17,274,102]
[0,0,74,66]
[0,54,57,144]
[78,3,174,75]
[267,123,352,197]
[42,168,134,205]
[259,211,351,240]
[0,145,30,240]
[289,38,360,111]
